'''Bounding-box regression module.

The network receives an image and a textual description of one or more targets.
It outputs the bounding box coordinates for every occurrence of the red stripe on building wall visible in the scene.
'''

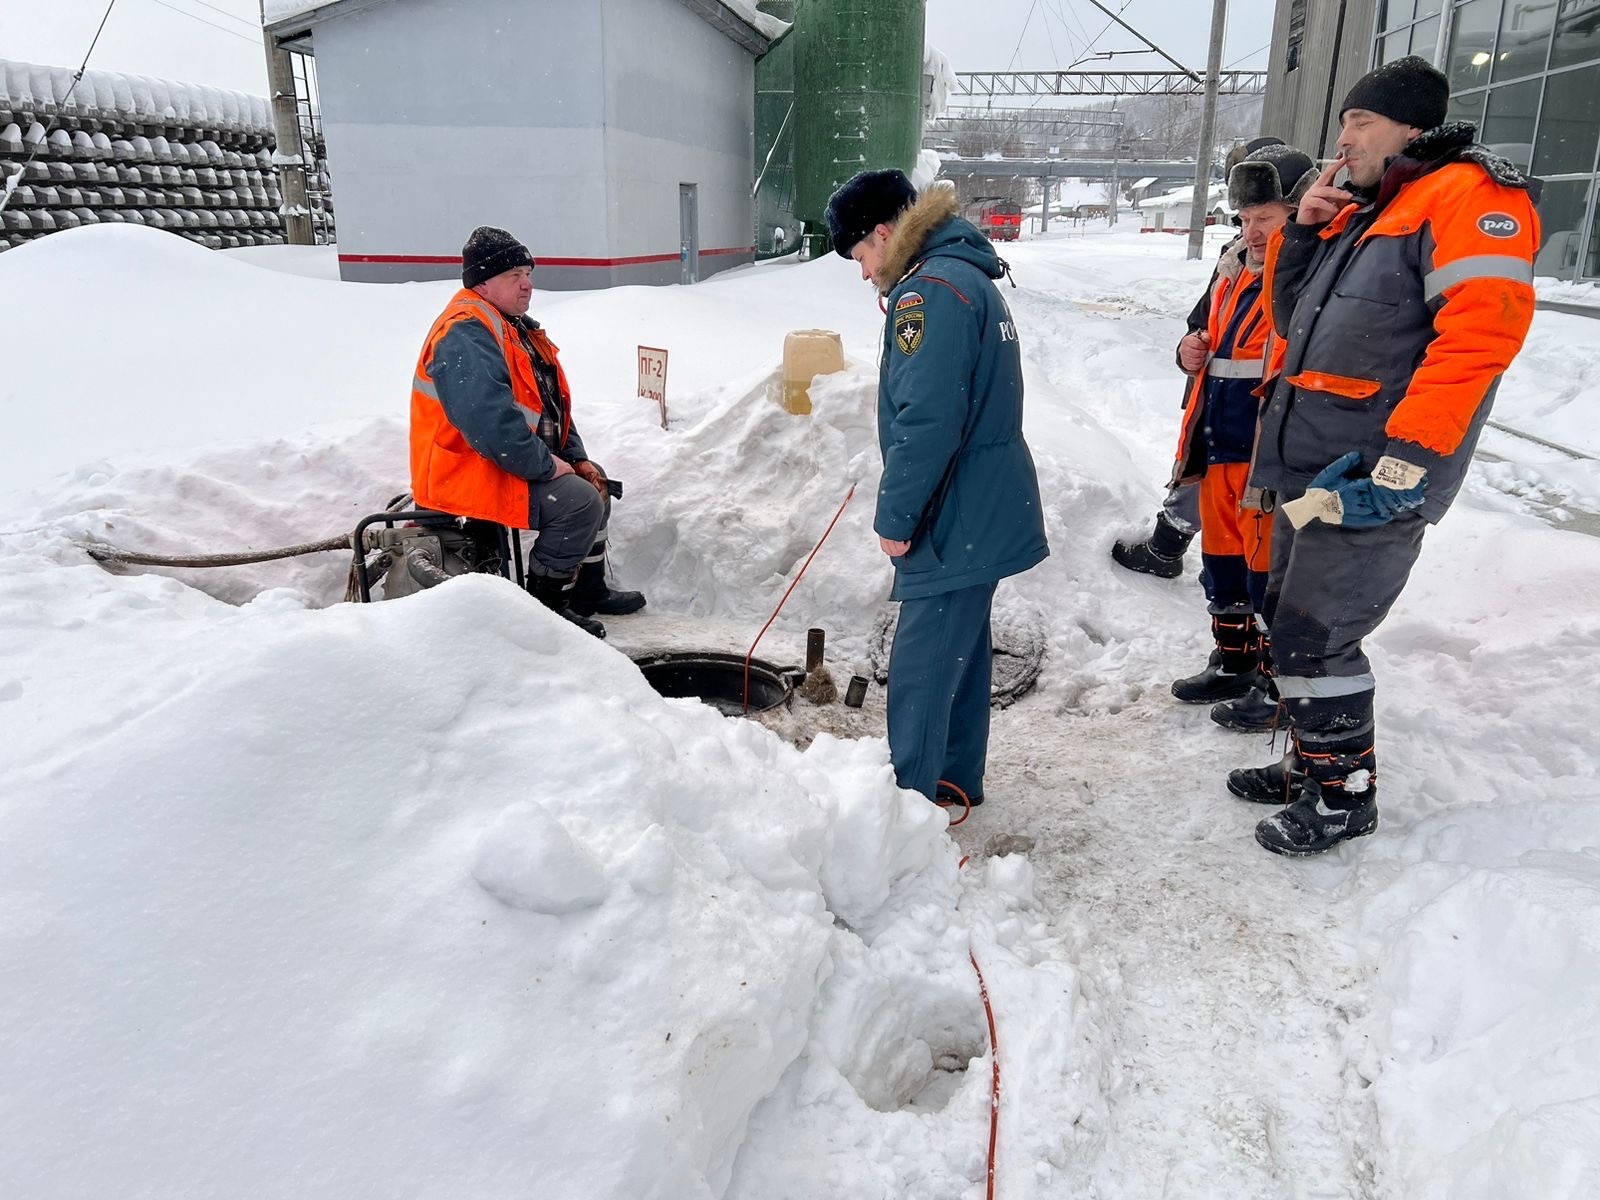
[338,247,757,267]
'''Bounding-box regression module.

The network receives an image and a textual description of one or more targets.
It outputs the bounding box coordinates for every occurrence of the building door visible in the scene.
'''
[679,183,699,285]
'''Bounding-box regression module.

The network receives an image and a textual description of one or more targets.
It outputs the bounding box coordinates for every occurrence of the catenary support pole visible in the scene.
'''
[1186,0,1228,261]
[261,4,313,246]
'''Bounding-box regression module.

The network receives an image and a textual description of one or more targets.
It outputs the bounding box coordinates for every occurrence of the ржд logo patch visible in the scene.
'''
[1477,212,1521,239]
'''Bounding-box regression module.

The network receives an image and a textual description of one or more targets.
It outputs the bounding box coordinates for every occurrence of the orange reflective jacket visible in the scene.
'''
[1170,244,1272,486]
[1256,147,1539,520]
[409,290,574,528]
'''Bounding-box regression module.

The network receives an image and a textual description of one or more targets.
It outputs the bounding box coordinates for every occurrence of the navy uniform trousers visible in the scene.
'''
[886,581,998,802]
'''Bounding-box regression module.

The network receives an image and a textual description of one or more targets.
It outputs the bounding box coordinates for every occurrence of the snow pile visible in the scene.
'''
[0,553,1027,1198]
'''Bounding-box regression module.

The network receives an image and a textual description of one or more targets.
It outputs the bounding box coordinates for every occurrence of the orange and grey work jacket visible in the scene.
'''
[409,289,579,529]
[1254,128,1540,522]
[1169,239,1275,487]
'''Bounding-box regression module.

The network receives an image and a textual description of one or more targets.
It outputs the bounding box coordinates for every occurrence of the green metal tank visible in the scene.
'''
[754,1,799,258]
[791,0,927,232]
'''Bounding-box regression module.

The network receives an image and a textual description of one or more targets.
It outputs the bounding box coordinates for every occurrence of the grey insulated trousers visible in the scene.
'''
[1264,506,1428,743]
[526,465,610,578]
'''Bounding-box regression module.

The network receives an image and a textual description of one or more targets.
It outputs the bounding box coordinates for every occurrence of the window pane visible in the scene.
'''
[1448,0,1499,90]
[1385,0,1417,30]
[1416,1,1443,16]
[1534,64,1600,174]
[1552,0,1600,69]
[1495,0,1556,80]
[1532,177,1595,280]
[1411,15,1442,60]
[1586,183,1600,280]
[1483,78,1542,169]
[1381,30,1412,64]
[1448,88,1488,127]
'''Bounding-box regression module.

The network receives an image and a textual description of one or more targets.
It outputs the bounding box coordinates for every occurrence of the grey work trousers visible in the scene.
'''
[526,465,609,578]
[1161,478,1202,537]
[1264,505,1428,738]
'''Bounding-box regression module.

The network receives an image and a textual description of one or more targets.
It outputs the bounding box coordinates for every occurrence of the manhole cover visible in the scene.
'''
[867,604,1046,709]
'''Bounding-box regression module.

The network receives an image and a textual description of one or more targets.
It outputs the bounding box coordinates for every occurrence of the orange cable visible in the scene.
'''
[743,483,856,714]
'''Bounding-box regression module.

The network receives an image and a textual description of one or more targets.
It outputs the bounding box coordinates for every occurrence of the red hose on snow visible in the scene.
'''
[743,483,856,714]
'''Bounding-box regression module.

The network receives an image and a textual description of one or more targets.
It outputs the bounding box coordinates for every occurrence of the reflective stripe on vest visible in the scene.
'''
[1423,254,1535,302]
[1206,356,1265,380]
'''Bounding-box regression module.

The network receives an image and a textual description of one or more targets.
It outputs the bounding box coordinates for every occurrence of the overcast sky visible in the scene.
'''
[1,0,1274,97]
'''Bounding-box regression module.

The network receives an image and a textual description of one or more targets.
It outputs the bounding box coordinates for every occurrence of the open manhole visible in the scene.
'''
[632,651,803,717]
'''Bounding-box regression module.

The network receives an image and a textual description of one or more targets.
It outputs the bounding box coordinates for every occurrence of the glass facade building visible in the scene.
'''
[1376,0,1600,280]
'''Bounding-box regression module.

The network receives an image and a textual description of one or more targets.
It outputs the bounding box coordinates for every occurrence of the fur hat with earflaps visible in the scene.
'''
[1228,143,1318,212]
[825,169,918,258]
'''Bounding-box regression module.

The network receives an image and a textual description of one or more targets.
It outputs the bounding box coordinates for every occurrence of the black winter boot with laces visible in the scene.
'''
[1111,510,1192,579]
[1211,628,1280,730]
[1254,729,1379,856]
[1255,779,1379,856]
[1172,613,1260,703]
[1228,746,1302,805]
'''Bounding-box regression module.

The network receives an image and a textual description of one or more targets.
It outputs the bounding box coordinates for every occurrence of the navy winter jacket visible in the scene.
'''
[873,188,1049,601]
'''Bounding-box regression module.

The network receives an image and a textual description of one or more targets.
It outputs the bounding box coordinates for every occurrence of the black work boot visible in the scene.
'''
[1255,779,1379,856]
[1255,729,1378,856]
[1227,747,1301,805]
[528,572,607,639]
[567,545,646,617]
[1111,510,1192,579]
[1172,614,1259,703]
[1212,626,1279,729]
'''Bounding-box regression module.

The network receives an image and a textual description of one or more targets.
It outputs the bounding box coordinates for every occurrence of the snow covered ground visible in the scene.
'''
[3,221,1599,1199]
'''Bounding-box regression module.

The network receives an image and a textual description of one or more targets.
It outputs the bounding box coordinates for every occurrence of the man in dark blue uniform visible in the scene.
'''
[826,170,1049,810]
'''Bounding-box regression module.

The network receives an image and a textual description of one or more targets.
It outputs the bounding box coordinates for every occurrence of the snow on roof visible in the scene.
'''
[0,58,272,133]
[1139,181,1227,211]
[265,0,787,50]
[261,0,336,20]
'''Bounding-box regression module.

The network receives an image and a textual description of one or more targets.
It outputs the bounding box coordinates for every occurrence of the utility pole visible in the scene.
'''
[260,3,313,246]
[1186,0,1228,260]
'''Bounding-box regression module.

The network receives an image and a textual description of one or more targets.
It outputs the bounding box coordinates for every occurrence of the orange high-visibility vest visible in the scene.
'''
[409,289,574,528]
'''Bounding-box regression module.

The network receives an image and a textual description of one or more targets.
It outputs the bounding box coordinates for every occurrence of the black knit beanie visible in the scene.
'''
[1340,56,1449,132]
[825,169,918,258]
[462,226,534,288]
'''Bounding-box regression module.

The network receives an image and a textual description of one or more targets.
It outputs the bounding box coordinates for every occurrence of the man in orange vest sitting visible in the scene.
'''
[1168,144,1317,722]
[409,226,645,638]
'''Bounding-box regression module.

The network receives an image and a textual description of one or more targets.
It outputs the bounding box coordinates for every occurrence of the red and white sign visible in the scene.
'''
[638,345,669,429]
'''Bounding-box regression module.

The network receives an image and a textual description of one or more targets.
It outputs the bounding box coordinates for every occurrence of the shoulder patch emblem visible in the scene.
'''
[895,291,924,311]
[894,311,924,355]
[1477,212,1521,239]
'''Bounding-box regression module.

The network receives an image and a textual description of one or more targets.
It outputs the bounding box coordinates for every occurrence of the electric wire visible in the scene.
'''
[146,0,262,44]
[0,0,118,215]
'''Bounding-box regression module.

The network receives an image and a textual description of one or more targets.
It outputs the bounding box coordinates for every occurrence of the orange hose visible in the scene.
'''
[936,779,974,827]
[957,847,1001,1200]
[970,947,1001,1200]
[743,483,856,714]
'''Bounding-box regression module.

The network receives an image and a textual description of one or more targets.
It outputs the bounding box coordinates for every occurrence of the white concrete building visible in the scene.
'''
[264,0,783,287]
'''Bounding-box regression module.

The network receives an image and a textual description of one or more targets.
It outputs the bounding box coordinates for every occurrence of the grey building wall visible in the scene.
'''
[1262,0,1381,159]
[601,0,756,287]
[308,0,755,287]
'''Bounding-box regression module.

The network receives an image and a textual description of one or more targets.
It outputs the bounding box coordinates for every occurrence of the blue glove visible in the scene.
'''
[1282,450,1428,529]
